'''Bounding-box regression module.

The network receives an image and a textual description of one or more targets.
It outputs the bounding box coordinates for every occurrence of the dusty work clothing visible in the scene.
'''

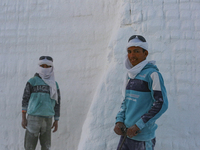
[24,115,52,150]
[22,73,61,150]
[22,73,60,120]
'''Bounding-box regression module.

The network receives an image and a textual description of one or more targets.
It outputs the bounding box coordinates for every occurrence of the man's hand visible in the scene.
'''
[126,124,140,138]
[51,120,58,132]
[21,118,27,129]
[21,112,27,129]
[114,122,126,136]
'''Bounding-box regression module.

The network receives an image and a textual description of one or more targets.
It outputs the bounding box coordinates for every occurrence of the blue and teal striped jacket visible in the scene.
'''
[22,73,61,120]
[116,63,168,141]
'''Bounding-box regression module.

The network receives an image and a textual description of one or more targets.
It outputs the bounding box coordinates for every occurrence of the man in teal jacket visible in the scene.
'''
[21,56,61,150]
[114,35,168,150]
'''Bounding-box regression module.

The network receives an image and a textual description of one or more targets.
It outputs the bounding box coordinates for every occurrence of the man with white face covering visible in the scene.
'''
[21,56,61,150]
[114,35,168,150]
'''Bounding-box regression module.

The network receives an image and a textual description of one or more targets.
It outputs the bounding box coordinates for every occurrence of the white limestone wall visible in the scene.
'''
[0,0,119,150]
[78,0,200,150]
[1,0,200,150]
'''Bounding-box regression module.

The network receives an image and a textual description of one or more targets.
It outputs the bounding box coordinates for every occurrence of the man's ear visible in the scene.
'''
[144,50,148,57]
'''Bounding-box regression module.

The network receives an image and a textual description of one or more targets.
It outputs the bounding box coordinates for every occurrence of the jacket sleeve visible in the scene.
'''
[115,99,126,123]
[54,88,61,121]
[115,77,130,123]
[135,72,168,129]
[22,82,32,111]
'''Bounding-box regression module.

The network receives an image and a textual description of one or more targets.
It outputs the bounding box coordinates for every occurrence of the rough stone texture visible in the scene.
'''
[0,0,119,150]
[1,0,200,150]
[78,0,200,150]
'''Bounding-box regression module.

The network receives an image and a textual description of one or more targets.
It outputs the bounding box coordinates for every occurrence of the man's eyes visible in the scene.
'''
[128,50,140,53]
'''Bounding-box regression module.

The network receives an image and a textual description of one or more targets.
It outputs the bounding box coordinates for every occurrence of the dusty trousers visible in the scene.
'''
[24,115,52,150]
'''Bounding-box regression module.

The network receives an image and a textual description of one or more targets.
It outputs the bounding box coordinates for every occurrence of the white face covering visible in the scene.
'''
[38,67,53,79]
[122,58,156,98]
[125,58,148,79]
[38,59,58,103]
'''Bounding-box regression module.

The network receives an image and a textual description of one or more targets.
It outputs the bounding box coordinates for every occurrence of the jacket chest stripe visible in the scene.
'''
[126,79,150,92]
[32,85,50,94]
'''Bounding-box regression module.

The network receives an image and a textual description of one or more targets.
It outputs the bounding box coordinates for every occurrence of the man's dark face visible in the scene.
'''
[127,46,148,67]
[40,64,52,68]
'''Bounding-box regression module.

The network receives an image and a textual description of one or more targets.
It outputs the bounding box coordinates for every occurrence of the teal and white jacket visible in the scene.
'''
[116,63,168,141]
[22,73,61,120]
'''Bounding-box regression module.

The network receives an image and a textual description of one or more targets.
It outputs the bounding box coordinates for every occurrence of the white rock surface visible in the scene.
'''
[0,0,119,149]
[0,0,200,150]
[78,1,200,150]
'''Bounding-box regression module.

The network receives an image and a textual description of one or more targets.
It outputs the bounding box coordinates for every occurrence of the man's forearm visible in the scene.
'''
[22,112,27,120]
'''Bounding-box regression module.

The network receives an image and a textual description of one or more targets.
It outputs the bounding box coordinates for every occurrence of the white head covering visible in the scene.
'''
[38,58,58,103]
[126,36,148,51]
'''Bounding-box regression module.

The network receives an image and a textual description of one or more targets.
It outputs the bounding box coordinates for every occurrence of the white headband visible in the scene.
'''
[127,37,148,51]
[38,59,53,66]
